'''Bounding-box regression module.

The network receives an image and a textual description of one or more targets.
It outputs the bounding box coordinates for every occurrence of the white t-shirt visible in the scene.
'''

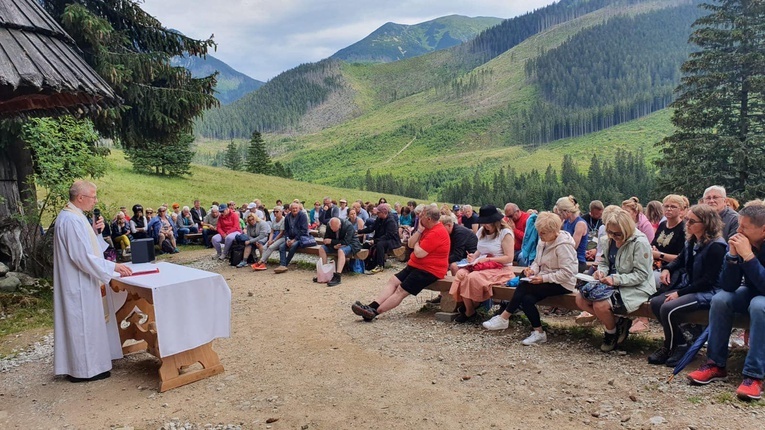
[476,227,514,266]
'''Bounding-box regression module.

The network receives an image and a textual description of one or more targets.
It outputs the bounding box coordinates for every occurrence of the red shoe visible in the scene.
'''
[687,362,728,385]
[251,262,267,271]
[736,378,763,400]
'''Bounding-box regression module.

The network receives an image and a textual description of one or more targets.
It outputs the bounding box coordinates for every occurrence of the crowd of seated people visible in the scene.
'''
[97,184,765,400]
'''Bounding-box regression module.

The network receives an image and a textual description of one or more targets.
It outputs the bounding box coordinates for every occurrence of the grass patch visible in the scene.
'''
[715,392,735,404]
[0,287,54,338]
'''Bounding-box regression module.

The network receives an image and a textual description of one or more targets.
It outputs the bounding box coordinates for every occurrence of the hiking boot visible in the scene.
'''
[736,378,763,400]
[522,330,547,346]
[369,265,384,274]
[616,317,631,345]
[251,262,267,271]
[274,266,288,274]
[687,362,728,385]
[482,315,509,331]
[236,261,247,268]
[600,331,618,352]
[426,295,442,305]
[351,303,377,321]
[327,273,341,287]
[665,344,690,367]
[647,346,670,365]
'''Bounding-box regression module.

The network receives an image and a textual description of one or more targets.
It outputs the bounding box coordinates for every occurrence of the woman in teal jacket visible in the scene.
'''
[575,208,656,352]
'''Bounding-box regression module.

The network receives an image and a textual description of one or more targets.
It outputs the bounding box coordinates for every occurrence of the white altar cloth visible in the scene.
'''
[117,262,231,357]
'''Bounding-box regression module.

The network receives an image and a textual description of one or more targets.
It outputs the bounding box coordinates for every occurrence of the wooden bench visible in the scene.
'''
[183,233,203,244]
[424,276,749,327]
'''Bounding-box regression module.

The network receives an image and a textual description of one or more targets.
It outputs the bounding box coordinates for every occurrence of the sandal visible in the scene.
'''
[629,318,649,334]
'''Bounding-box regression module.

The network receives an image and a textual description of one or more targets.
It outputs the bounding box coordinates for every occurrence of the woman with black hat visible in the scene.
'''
[449,204,515,323]
[129,204,148,239]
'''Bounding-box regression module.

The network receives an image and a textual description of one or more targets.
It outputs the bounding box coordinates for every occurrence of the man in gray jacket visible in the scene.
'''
[703,185,739,241]
[318,217,363,286]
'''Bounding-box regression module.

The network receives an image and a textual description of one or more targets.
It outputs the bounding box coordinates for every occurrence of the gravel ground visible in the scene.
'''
[0,248,762,429]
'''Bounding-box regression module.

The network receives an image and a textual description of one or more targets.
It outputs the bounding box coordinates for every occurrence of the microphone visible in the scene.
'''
[93,208,102,234]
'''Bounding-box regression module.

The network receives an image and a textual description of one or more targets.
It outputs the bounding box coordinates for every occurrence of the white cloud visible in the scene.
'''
[142,0,556,80]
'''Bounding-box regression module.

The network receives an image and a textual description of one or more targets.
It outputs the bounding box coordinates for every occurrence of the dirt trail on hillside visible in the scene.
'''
[0,249,761,429]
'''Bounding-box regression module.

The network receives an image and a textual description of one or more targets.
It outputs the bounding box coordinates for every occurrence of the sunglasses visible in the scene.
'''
[685,218,702,226]
[606,230,624,238]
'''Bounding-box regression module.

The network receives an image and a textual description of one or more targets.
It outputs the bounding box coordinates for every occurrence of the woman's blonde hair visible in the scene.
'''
[246,213,260,223]
[554,195,580,217]
[621,196,643,217]
[535,211,562,235]
[604,209,636,242]
[662,194,688,210]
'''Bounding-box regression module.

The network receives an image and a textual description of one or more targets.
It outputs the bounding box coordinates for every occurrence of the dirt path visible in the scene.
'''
[0,249,762,429]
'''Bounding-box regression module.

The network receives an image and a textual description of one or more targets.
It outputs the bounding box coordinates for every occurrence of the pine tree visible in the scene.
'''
[43,1,218,149]
[224,141,242,171]
[125,133,194,176]
[245,131,272,174]
[657,0,765,199]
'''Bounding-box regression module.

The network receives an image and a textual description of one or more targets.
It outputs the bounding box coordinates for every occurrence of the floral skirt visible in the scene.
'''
[449,266,515,303]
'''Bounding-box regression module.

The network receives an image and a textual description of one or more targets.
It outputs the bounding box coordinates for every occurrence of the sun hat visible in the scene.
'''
[452,204,460,211]
[247,202,256,209]
[219,204,227,211]
[475,205,503,224]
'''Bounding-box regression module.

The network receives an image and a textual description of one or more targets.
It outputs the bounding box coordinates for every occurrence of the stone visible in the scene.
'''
[0,262,8,276]
[0,275,21,292]
[435,312,459,322]
[649,416,666,425]
[6,271,35,287]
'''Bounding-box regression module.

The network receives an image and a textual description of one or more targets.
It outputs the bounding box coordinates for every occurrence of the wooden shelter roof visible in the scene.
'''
[0,0,120,118]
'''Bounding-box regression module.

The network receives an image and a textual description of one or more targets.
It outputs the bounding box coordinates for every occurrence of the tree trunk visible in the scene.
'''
[0,136,40,273]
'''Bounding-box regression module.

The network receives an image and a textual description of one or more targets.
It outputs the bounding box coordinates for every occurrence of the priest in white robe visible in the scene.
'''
[53,180,132,382]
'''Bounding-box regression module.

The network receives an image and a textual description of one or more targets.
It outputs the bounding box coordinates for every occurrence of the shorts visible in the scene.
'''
[395,265,439,296]
[322,244,352,255]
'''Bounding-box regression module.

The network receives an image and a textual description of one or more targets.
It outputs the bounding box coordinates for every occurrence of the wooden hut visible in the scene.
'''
[0,0,121,270]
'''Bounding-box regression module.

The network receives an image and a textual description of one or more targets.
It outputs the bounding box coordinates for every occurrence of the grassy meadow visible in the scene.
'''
[86,150,417,218]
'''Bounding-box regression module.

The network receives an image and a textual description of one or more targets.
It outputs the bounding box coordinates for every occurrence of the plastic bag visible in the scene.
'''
[316,259,335,283]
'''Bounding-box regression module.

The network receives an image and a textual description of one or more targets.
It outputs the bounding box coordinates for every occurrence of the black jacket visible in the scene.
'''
[359,216,399,243]
[191,207,207,225]
[449,224,478,264]
[665,238,726,296]
[325,219,362,255]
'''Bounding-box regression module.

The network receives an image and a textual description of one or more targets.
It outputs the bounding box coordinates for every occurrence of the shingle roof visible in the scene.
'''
[0,0,120,118]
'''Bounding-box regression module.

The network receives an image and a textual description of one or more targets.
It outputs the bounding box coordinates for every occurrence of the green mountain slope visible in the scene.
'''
[172,54,264,105]
[331,15,502,63]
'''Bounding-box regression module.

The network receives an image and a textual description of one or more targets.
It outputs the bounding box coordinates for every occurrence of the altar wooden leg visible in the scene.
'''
[158,342,225,392]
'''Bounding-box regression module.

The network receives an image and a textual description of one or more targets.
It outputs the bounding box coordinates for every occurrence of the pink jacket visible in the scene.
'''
[636,213,655,244]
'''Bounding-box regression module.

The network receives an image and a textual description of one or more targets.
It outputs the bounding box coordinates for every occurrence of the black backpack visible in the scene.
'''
[229,242,245,266]
[161,238,174,254]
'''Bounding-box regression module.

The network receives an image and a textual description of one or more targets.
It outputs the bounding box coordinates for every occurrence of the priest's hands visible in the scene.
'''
[114,263,133,277]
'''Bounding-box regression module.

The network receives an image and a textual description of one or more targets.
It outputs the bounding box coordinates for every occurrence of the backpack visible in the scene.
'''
[229,242,245,266]
[161,238,174,254]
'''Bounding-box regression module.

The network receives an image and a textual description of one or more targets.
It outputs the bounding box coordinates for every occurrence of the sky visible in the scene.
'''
[142,0,555,82]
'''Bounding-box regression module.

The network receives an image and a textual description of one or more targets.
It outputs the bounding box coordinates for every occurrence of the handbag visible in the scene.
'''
[579,281,616,302]
[299,235,317,247]
[316,259,335,283]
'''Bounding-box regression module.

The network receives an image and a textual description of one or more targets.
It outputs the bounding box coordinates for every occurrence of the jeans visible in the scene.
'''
[279,239,301,266]
[707,287,765,379]
[260,238,285,263]
[202,227,215,248]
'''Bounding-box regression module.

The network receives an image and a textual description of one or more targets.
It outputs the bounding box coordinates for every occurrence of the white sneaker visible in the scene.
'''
[482,315,509,331]
[521,330,547,346]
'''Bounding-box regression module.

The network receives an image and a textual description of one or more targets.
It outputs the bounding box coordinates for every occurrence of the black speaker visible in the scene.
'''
[130,238,155,264]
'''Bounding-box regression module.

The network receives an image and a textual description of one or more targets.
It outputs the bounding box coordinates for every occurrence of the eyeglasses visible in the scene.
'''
[663,205,680,210]
[83,195,97,200]
[146,211,154,214]
[704,196,724,201]
[606,230,624,238]
[685,218,702,226]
